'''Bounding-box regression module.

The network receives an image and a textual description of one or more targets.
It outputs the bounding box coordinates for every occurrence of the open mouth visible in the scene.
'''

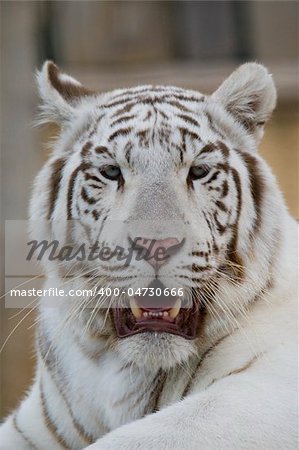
[112,280,200,340]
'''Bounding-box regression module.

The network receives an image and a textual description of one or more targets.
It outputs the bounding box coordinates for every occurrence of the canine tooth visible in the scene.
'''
[143,312,148,317]
[163,311,168,317]
[169,298,181,319]
[129,298,142,318]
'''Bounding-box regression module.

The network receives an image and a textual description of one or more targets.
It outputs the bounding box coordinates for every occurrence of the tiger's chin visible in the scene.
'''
[116,331,198,370]
[111,289,203,369]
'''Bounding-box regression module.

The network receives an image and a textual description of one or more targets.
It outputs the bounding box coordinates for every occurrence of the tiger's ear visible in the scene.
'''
[211,63,277,141]
[36,61,94,125]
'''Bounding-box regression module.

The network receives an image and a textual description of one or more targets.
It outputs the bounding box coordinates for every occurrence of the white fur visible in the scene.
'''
[0,63,297,450]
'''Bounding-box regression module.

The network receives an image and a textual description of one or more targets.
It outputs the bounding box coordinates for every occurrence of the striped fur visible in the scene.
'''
[0,62,297,449]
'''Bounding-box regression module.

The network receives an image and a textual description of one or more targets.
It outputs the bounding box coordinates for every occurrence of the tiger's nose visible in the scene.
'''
[132,237,184,271]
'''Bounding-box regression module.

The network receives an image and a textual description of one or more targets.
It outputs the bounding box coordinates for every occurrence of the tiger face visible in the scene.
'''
[31,62,277,369]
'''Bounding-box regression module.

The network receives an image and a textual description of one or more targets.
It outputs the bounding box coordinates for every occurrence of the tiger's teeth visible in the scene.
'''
[129,298,142,318]
[169,298,181,319]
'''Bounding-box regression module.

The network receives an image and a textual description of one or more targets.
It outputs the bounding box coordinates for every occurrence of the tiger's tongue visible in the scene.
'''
[135,294,176,310]
[129,279,181,321]
[129,296,182,321]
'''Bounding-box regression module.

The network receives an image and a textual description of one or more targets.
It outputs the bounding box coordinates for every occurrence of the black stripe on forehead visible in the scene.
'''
[177,114,200,128]
[105,93,203,112]
[82,141,115,162]
[179,127,201,142]
[94,146,114,159]
[143,109,153,121]
[156,108,168,120]
[111,102,136,118]
[137,129,150,147]
[179,127,201,158]
[109,96,196,120]
[106,86,185,105]
[107,86,202,103]
[197,141,230,159]
[108,127,132,142]
[110,114,137,127]
[167,100,191,112]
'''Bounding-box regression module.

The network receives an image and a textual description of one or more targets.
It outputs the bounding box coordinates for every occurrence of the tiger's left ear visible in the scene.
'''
[211,63,277,141]
[36,61,94,125]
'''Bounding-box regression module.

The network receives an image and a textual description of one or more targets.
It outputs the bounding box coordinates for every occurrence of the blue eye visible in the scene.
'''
[100,165,122,181]
[189,166,210,180]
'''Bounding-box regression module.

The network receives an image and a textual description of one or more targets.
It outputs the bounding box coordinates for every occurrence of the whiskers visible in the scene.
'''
[0,257,132,357]
[182,255,273,359]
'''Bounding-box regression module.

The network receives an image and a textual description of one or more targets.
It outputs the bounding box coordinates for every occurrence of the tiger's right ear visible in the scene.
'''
[36,61,94,125]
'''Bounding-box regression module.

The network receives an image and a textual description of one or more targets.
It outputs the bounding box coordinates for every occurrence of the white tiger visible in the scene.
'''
[0,62,297,450]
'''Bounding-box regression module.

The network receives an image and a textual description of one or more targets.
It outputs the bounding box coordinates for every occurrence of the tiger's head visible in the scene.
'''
[31,62,284,370]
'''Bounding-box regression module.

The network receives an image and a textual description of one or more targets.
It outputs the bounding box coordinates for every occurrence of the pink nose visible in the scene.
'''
[133,237,181,271]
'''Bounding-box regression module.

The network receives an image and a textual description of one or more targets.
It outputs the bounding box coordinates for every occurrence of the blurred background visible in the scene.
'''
[0,1,298,419]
